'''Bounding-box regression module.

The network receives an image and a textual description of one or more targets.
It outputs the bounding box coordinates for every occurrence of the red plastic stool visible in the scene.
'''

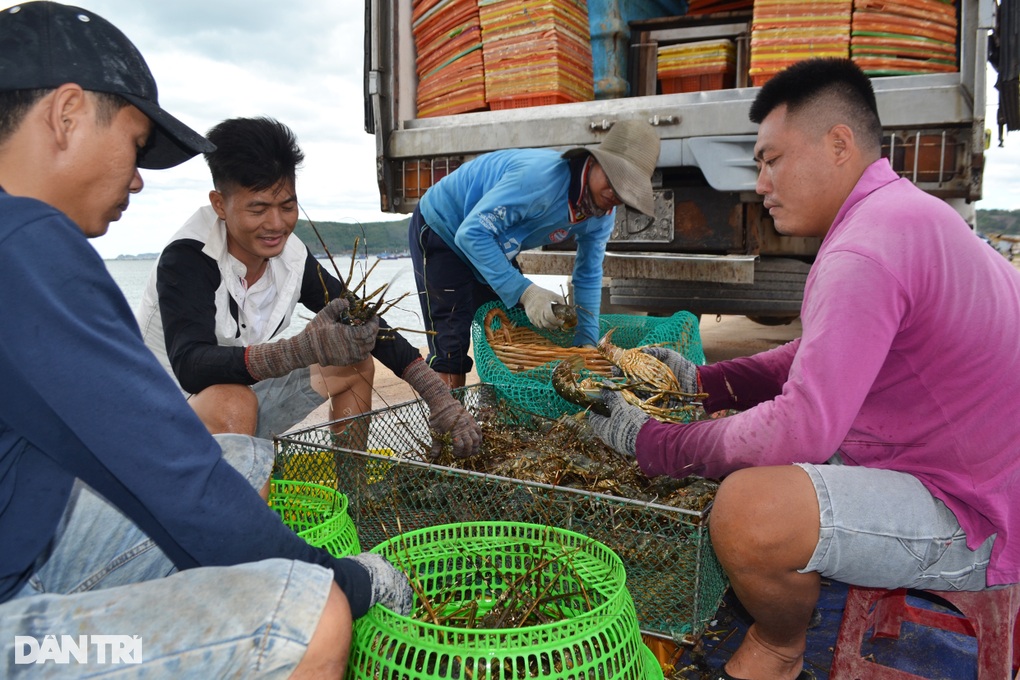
[830,584,1020,679]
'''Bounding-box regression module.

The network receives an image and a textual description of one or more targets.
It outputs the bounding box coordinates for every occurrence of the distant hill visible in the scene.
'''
[119,209,1017,260]
[294,217,411,257]
[977,208,1020,236]
[294,211,1020,246]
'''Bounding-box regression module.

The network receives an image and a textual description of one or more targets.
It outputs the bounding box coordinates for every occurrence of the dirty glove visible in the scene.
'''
[587,387,650,459]
[344,552,413,616]
[519,284,566,330]
[639,346,700,393]
[245,298,379,380]
[402,358,482,458]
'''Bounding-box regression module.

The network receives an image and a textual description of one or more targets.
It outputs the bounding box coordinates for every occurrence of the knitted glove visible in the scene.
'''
[638,346,700,393]
[343,552,413,615]
[245,298,379,380]
[587,387,650,458]
[402,359,482,458]
[519,284,566,330]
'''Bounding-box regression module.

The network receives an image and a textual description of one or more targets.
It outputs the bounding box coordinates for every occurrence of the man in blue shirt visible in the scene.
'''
[0,3,410,677]
[409,120,660,388]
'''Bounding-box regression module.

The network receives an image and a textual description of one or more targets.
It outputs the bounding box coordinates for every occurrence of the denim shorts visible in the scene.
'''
[252,366,322,438]
[1,434,334,678]
[796,462,994,591]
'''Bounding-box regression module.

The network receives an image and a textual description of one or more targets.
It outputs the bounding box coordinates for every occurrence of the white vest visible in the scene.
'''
[136,205,307,391]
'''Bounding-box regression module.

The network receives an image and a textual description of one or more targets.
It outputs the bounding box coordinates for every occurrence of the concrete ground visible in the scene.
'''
[294,314,803,429]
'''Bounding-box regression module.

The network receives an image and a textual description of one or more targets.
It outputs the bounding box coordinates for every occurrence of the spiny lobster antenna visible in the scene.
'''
[299,203,344,282]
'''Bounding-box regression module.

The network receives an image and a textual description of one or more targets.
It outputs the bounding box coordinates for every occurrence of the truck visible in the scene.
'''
[364,0,1020,324]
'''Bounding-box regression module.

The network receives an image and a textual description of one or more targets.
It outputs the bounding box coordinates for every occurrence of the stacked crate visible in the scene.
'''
[658,38,737,93]
[851,0,958,75]
[413,0,488,117]
[478,0,594,109]
[748,0,852,86]
[687,0,754,14]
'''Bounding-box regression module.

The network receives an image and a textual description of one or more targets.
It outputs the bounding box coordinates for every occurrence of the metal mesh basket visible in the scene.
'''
[273,384,728,643]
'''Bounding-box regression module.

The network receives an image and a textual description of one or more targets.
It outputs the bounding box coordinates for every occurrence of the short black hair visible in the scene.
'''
[0,89,47,145]
[92,91,131,125]
[0,89,128,146]
[749,58,883,151]
[204,117,304,194]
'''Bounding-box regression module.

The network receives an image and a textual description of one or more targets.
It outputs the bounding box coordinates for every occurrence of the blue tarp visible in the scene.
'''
[668,580,981,678]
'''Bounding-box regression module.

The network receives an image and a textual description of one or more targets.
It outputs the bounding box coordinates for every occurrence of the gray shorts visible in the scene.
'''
[797,462,994,591]
[252,367,322,438]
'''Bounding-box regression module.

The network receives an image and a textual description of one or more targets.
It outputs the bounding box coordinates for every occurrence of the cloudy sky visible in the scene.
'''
[60,1,1020,258]
[69,0,389,259]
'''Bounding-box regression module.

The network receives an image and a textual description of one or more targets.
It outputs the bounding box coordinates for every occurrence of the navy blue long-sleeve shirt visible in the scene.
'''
[0,192,373,614]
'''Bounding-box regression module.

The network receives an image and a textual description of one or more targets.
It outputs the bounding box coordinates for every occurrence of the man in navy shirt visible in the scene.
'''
[0,3,410,677]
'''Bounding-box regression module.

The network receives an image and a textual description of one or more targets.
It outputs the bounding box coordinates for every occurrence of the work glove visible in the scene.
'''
[402,359,482,458]
[245,298,379,380]
[587,386,650,459]
[519,283,566,330]
[638,346,700,393]
[344,552,413,616]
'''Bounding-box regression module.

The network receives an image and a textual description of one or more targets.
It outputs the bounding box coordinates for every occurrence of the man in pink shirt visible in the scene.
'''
[589,58,1020,680]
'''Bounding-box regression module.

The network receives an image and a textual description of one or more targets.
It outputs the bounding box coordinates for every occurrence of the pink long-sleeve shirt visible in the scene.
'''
[636,160,1020,585]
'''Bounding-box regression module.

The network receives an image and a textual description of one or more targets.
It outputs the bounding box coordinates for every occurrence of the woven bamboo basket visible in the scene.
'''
[483,306,613,375]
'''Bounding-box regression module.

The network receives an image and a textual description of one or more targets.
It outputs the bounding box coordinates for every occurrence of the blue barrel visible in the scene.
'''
[588,0,688,99]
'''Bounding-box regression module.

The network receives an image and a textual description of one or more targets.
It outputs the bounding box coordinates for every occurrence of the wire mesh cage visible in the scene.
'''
[273,384,728,643]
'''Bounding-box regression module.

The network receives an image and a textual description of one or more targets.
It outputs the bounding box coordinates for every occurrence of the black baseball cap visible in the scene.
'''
[0,2,214,169]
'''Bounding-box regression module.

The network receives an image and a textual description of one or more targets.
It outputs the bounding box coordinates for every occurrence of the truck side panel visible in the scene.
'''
[366,0,1012,319]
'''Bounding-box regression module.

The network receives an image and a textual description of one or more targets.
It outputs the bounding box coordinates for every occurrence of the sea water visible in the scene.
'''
[104,256,567,345]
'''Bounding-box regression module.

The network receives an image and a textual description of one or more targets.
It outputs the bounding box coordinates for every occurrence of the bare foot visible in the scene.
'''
[722,624,804,680]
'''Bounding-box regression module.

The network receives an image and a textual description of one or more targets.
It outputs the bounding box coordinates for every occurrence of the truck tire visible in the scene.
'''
[746,315,800,326]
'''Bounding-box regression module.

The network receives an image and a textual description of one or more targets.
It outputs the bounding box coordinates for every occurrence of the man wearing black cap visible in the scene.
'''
[0,3,410,677]
[408,119,660,389]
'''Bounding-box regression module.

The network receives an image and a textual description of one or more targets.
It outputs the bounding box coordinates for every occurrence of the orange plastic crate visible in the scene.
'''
[488,91,578,109]
[660,70,735,94]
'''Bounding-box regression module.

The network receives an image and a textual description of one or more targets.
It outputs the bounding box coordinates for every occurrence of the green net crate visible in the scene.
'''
[470,301,705,419]
[274,385,728,644]
[347,521,662,680]
[269,479,361,558]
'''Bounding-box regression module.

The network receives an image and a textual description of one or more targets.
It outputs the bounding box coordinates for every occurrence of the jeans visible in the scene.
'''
[1,434,333,678]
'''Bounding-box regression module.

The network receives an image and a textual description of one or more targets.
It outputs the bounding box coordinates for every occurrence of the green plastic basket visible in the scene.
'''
[346,522,663,680]
[471,301,705,420]
[276,384,729,643]
[270,479,360,558]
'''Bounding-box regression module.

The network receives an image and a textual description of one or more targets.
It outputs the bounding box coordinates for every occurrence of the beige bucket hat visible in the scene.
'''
[563,120,660,216]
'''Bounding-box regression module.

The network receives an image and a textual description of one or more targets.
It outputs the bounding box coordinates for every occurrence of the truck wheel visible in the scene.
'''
[747,315,799,326]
